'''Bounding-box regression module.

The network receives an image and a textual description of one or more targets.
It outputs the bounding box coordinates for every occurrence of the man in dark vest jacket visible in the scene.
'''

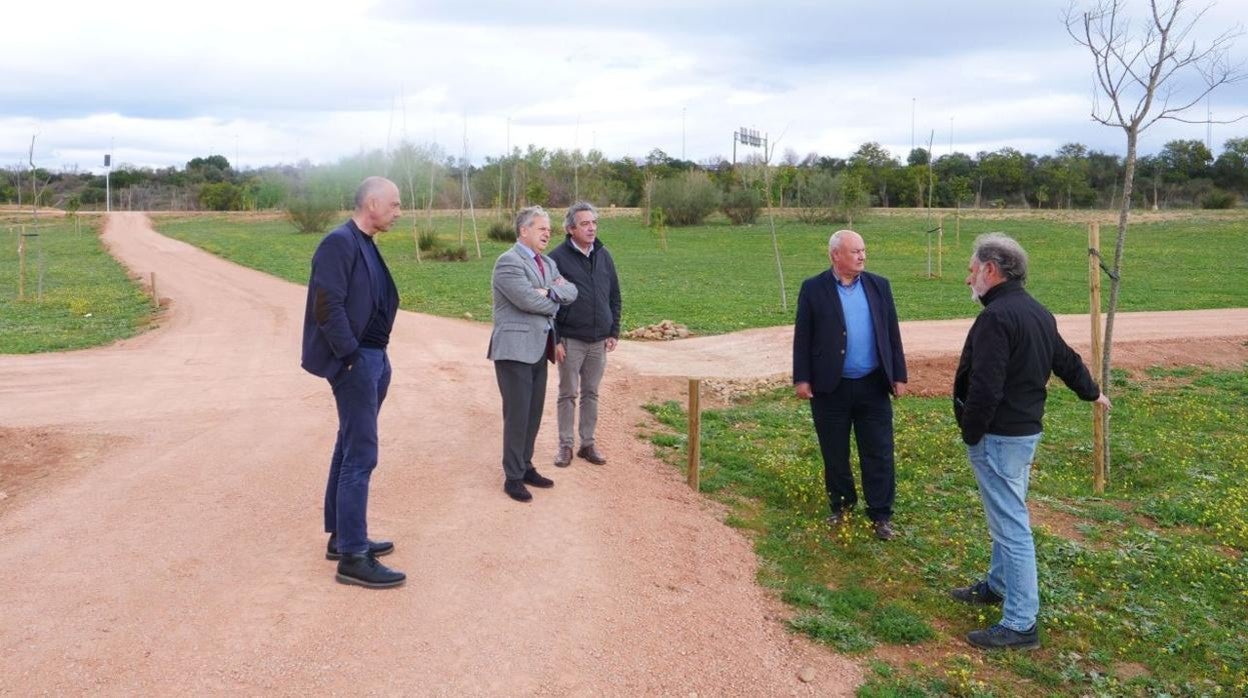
[949,232,1111,650]
[548,202,622,467]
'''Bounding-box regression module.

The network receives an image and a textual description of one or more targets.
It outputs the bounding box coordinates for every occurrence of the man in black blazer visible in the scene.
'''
[793,229,907,540]
[301,176,405,588]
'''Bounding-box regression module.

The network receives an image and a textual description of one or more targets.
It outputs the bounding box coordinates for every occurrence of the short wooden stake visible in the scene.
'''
[150,271,159,308]
[687,378,701,491]
[1089,222,1106,494]
[17,227,26,300]
[937,216,944,278]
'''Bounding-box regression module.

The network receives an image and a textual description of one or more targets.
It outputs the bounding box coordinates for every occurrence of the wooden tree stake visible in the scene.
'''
[687,378,701,491]
[1089,222,1106,493]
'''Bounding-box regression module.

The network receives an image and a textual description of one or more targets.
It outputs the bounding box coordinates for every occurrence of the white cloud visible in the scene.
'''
[2,0,1245,170]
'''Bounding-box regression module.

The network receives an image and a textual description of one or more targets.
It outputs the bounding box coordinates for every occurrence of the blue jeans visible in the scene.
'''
[324,348,391,554]
[967,432,1042,632]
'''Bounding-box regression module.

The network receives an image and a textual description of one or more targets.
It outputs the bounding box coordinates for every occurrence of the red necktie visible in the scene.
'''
[534,254,555,362]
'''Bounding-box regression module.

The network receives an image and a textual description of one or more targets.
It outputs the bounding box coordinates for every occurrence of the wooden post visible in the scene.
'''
[150,272,159,308]
[955,208,961,245]
[17,227,26,300]
[937,216,944,278]
[1089,222,1106,494]
[687,378,701,491]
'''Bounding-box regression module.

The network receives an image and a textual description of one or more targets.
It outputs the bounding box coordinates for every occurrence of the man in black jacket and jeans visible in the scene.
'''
[950,232,1112,650]
[549,202,622,467]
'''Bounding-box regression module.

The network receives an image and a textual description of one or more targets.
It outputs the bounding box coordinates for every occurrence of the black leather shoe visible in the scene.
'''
[576,445,607,465]
[523,468,554,488]
[326,533,395,561]
[966,623,1039,650]
[872,519,897,541]
[949,579,1004,606]
[554,445,573,467]
[335,553,405,589]
[504,479,532,502]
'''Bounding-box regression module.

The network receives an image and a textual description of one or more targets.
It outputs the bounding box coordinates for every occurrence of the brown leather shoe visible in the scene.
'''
[554,445,573,467]
[576,445,607,465]
[873,520,896,541]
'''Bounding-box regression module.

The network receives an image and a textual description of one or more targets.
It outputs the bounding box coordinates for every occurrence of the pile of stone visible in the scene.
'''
[622,320,690,341]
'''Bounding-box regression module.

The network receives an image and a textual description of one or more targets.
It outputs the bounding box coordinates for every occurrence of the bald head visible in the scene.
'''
[352,177,401,235]
[828,229,867,283]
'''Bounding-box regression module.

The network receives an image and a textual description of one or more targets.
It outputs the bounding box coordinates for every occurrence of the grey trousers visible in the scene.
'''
[495,358,547,481]
[556,337,607,448]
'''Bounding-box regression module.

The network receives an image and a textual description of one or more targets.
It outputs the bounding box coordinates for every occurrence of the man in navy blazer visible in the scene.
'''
[793,229,907,540]
[301,176,405,588]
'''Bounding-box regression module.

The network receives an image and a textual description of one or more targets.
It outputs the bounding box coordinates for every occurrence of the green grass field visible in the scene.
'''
[153,211,1248,335]
[646,366,1248,696]
[0,216,155,354]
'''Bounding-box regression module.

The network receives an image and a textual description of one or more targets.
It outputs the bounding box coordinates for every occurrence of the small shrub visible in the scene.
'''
[651,171,722,226]
[1202,189,1238,209]
[721,187,763,224]
[487,219,516,242]
[796,172,869,224]
[285,191,339,234]
[417,230,437,251]
[430,245,469,262]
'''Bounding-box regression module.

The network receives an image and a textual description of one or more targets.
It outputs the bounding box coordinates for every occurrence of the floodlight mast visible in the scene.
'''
[104,153,111,213]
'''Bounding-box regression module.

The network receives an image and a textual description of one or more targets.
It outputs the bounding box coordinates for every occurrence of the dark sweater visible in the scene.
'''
[953,280,1100,445]
[549,236,621,343]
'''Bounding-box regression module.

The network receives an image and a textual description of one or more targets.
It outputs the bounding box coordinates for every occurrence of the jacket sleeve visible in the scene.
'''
[546,256,578,306]
[881,278,907,384]
[960,313,1009,445]
[608,252,622,338]
[310,232,360,360]
[494,254,560,316]
[793,281,813,384]
[1052,333,1101,400]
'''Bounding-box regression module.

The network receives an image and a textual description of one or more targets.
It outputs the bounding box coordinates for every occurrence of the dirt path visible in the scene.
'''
[0,213,859,695]
[1,214,1244,695]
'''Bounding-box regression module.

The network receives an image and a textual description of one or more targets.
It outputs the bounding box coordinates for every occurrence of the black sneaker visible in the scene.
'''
[335,553,405,589]
[966,623,1039,650]
[523,468,554,488]
[326,533,394,561]
[949,580,1004,606]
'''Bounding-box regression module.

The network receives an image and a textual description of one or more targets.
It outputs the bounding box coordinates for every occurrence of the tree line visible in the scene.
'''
[4,136,1246,215]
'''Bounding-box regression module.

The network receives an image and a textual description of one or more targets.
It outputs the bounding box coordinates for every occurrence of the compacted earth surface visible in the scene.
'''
[2,213,1244,695]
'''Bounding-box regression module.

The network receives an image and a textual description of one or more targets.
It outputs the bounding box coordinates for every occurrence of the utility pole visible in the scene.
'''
[105,138,113,213]
[681,107,686,161]
[910,97,916,154]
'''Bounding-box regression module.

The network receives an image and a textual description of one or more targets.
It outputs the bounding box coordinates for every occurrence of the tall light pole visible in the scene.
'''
[910,97,916,155]
[681,107,686,161]
[105,138,114,213]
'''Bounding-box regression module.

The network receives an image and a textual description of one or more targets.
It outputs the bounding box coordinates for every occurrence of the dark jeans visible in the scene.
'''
[495,358,548,481]
[323,347,391,554]
[810,370,896,522]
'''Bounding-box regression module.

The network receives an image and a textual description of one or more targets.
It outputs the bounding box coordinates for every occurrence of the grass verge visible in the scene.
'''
[152,211,1248,335]
[0,217,155,353]
[644,366,1248,696]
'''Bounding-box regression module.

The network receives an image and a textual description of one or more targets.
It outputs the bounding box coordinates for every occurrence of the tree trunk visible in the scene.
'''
[1100,126,1138,484]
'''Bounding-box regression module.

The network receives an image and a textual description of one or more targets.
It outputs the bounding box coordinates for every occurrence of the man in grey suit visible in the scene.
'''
[488,206,578,502]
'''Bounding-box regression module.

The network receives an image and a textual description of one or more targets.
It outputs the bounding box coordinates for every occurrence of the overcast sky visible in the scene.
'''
[3,0,1246,174]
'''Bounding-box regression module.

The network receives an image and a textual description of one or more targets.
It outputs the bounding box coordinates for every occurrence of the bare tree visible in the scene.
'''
[1066,0,1243,481]
[28,136,52,220]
